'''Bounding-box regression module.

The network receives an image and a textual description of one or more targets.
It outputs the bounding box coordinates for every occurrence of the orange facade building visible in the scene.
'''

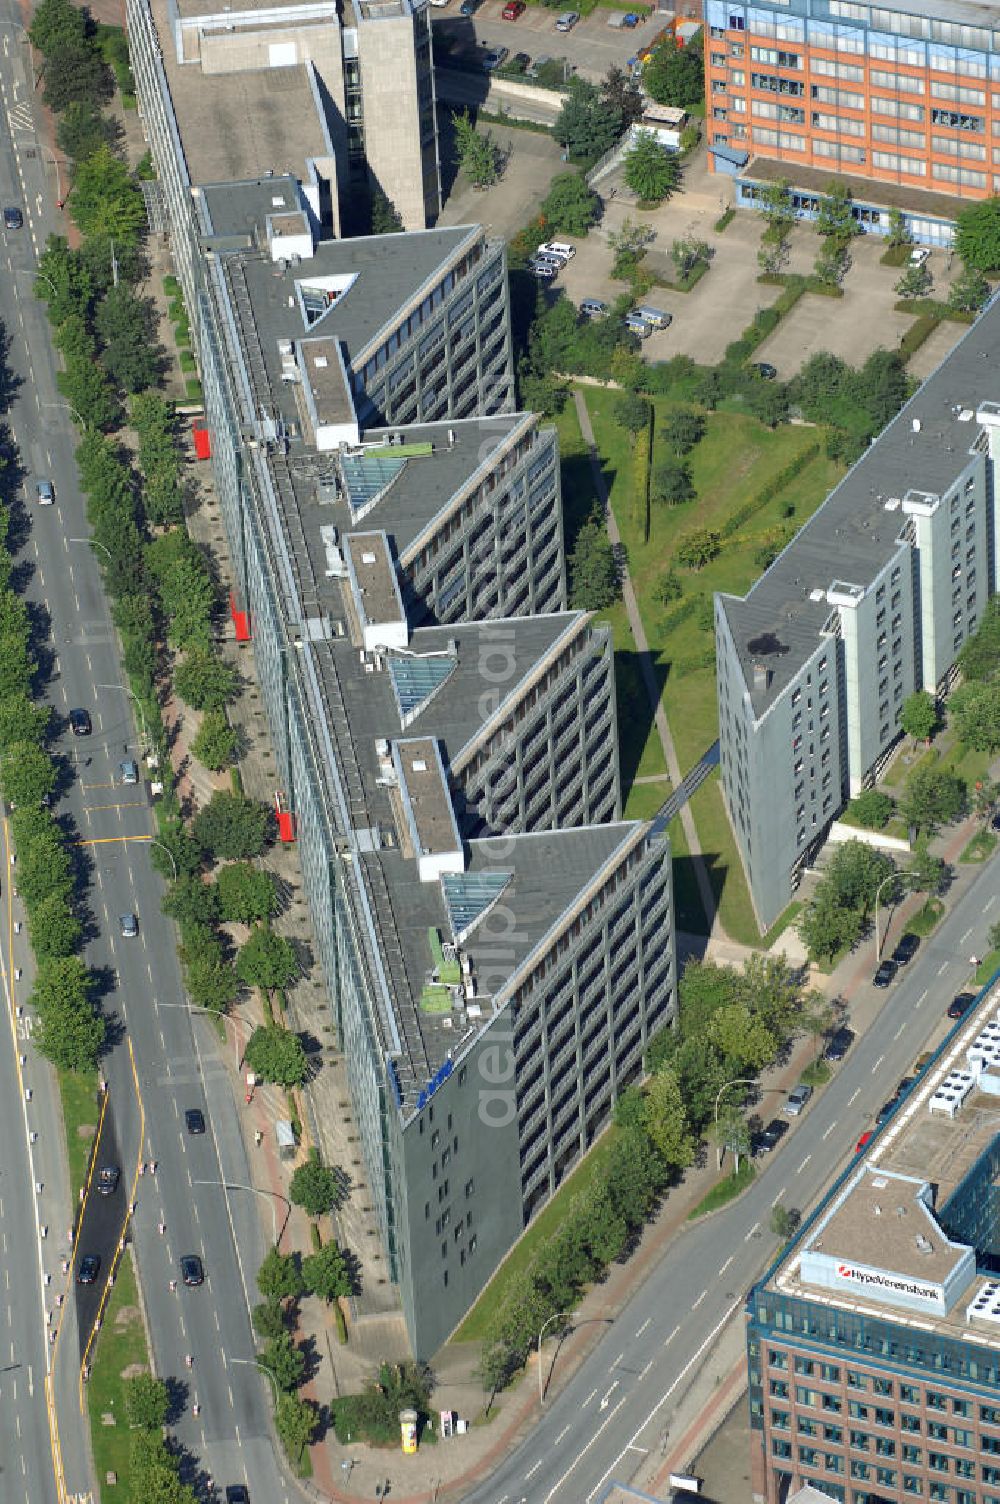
[704,0,1000,218]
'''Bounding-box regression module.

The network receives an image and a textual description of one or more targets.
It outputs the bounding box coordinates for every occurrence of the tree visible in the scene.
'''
[675,527,720,569]
[608,215,656,280]
[623,132,681,204]
[707,1002,776,1072]
[815,182,860,242]
[901,766,967,834]
[193,791,272,860]
[43,40,113,114]
[0,692,49,753]
[452,110,502,189]
[661,408,705,456]
[825,841,895,917]
[245,1025,308,1087]
[301,1240,353,1302]
[57,100,119,165]
[895,263,933,300]
[124,1374,169,1431]
[29,0,87,54]
[32,958,104,1071]
[757,236,790,278]
[654,566,683,604]
[907,836,945,895]
[289,1157,341,1218]
[770,1204,800,1239]
[973,778,1000,823]
[173,648,239,712]
[948,264,990,315]
[643,1066,694,1170]
[714,1100,753,1172]
[370,188,403,234]
[66,147,146,242]
[900,689,939,743]
[670,238,711,282]
[275,1392,318,1463]
[261,1332,306,1394]
[157,557,216,649]
[568,519,619,610]
[954,197,1000,273]
[150,817,202,880]
[886,207,911,249]
[950,681,1000,753]
[95,285,162,394]
[613,391,650,434]
[256,1246,304,1303]
[28,892,82,961]
[652,457,695,507]
[185,950,239,1014]
[252,1298,286,1342]
[813,239,851,288]
[0,740,56,808]
[601,64,644,127]
[555,77,624,161]
[191,711,238,772]
[237,924,298,994]
[798,885,864,963]
[216,862,278,925]
[849,789,895,830]
[539,172,600,236]
[643,35,704,110]
[757,179,795,241]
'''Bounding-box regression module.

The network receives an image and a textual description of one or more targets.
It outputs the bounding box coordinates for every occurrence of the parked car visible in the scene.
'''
[625,312,653,338]
[876,1095,900,1125]
[481,44,508,69]
[580,298,609,318]
[555,9,579,28]
[896,1075,915,1098]
[873,958,897,988]
[948,991,976,1019]
[783,1083,813,1116]
[909,245,931,267]
[892,932,920,966]
[751,361,778,380]
[536,241,575,262]
[526,52,554,77]
[501,1,525,18]
[509,50,531,70]
[753,1118,788,1154]
[97,1166,120,1196]
[119,759,139,785]
[825,1026,854,1062]
[855,1130,873,1154]
[459,0,483,14]
[913,1050,934,1074]
[530,263,558,281]
[632,304,671,329]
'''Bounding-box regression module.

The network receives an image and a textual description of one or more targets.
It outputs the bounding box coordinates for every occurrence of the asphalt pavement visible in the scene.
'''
[461,852,1000,1504]
[0,11,294,1500]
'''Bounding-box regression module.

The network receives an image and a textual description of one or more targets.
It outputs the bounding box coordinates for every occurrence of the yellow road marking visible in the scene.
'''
[72,834,154,847]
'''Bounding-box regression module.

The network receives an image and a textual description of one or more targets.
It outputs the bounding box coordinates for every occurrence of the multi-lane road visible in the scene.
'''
[0,9,292,1499]
[463,859,1000,1504]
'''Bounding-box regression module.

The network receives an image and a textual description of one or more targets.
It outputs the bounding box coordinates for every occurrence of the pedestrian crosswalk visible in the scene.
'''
[8,100,32,133]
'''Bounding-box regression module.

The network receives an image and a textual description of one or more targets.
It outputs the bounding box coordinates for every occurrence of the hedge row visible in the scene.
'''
[718,442,821,542]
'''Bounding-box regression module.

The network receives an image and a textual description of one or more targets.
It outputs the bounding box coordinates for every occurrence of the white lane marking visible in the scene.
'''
[664,1325,680,1347]
[745,1221,760,1241]
[640,1359,653,1379]
[915,988,927,1007]
[797,1154,811,1173]
[719,1256,734,1276]
[771,1187,786,1206]
[582,1388,598,1407]
[848,1088,861,1106]
[526,1461,543,1480]
[599,1381,619,1410]
[986,895,997,912]
[555,1426,570,1445]
[635,1317,651,1337]
[894,1023,905,1040]
[692,1290,707,1310]
[871,1055,884,1073]
[822,1122,836,1140]
[962,927,973,942]
[938,962,949,976]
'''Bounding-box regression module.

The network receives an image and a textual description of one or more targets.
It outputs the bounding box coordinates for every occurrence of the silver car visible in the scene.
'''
[555,9,579,29]
[783,1084,813,1116]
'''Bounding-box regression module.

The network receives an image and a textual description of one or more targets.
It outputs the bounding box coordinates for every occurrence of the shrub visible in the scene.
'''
[847,789,895,830]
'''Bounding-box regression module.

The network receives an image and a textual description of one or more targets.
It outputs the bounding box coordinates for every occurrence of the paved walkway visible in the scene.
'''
[573,389,721,937]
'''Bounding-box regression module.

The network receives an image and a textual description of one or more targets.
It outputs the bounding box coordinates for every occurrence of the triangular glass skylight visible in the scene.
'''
[340,451,408,522]
[389,651,458,729]
[440,871,512,946]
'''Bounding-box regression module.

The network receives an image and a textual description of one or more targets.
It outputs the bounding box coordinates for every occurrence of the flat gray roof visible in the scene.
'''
[395,737,461,859]
[201,189,481,369]
[345,532,403,631]
[148,0,326,186]
[746,157,970,224]
[720,299,1000,717]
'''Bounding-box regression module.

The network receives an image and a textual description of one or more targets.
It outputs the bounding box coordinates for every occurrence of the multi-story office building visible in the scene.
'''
[749,976,1000,1504]
[172,174,675,1355]
[127,0,440,235]
[715,301,1000,932]
[704,0,1000,216]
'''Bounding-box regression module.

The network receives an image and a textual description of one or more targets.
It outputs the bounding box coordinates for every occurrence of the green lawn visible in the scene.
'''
[58,1068,101,1203]
[87,1253,150,1503]
[668,814,710,933]
[688,773,763,945]
[907,898,944,938]
[454,1127,619,1342]
[975,949,1000,987]
[687,1158,755,1218]
[581,388,844,772]
[961,829,997,863]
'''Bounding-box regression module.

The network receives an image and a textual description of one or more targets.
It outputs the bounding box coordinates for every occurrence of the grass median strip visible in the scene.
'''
[86,1251,149,1503]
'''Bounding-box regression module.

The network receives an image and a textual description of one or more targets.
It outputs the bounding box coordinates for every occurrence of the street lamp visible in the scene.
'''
[713,1077,758,1170]
[96,681,148,753]
[43,400,86,428]
[229,1355,281,1406]
[68,537,112,563]
[14,268,57,299]
[538,1309,574,1404]
[193,1179,291,1246]
[874,869,920,962]
[147,839,178,881]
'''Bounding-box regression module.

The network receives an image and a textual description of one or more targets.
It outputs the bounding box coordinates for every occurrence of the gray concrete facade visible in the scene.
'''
[717,302,1000,932]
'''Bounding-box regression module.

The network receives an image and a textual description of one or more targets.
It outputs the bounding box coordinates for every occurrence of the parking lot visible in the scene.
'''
[432,0,667,83]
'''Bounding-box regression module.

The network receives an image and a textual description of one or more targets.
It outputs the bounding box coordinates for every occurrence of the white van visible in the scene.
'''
[625,312,652,338]
[536,241,575,263]
[632,305,671,329]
